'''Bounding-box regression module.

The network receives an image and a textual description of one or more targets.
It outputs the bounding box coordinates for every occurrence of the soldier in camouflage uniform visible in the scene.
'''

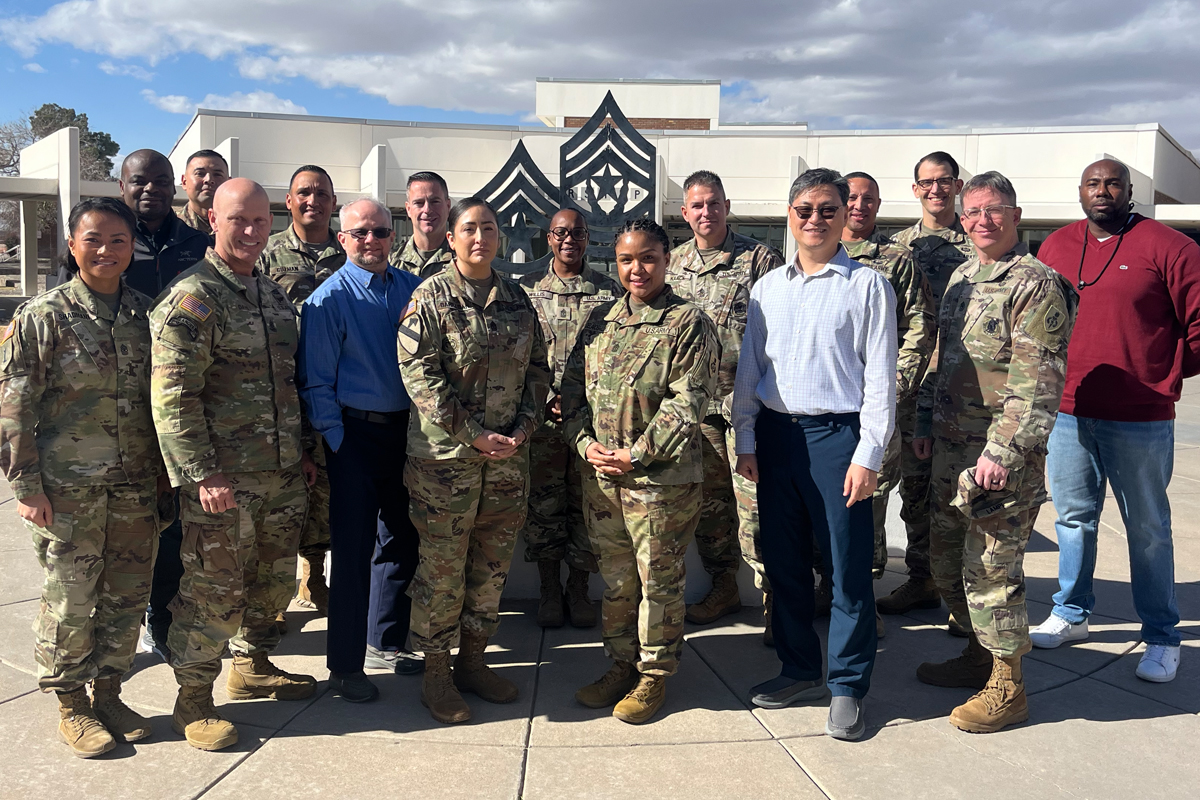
[666,171,783,636]
[178,149,228,243]
[914,173,1076,734]
[564,219,719,726]
[398,197,550,725]
[519,208,622,629]
[877,152,978,622]
[257,164,345,621]
[839,172,936,640]
[389,171,454,278]
[0,198,168,758]
[151,179,318,752]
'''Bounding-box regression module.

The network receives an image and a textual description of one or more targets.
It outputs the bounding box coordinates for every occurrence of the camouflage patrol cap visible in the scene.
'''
[952,466,1023,519]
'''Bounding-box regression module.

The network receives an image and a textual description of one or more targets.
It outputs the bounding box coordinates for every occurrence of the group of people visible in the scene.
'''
[2,143,1193,759]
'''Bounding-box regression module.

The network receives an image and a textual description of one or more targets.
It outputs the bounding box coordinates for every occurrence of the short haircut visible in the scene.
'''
[447,196,498,231]
[339,198,392,229]
[961,171,1017,206]
[914,151,960,182]
[121,148,172,179]
[683,170,725,197]
[614,218,671,255]
[1083,158,1131,183]
[550,207,587,229]
[788,168,849,206]
[64,197,137,273]
[185,149,228,170]
[290,164,333,192]
[843,171,879,192]
[407,171,449,197]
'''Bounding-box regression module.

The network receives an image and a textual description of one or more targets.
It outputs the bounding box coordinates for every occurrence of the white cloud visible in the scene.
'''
[99,60,153,80]
[7,0,1200,148]
[22,62,45,73]
[141,88,307,115]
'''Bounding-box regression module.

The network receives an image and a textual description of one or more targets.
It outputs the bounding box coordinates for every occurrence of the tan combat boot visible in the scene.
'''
[421,650,471,724]
[536,560,565,628]
[685,571,742,625]
[453,631,519,704]
[763,590,774,647]
[565,566,596,628]
[298,553,330,615]
[92,675,152,742]
[612,674,667,724]
[275,611,288,636]
[916,633,994,690]
[173,683,238,751]
[57,686,116,758]
[876,576,941,615]
[949,655,1029,733]
[226,651,316,701]
[575,660,638,708]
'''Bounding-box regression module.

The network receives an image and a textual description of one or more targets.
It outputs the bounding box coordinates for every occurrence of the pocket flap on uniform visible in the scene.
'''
[28,511,74,543]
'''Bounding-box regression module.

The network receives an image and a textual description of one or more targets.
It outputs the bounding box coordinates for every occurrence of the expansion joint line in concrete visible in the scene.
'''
[515,624,548,799]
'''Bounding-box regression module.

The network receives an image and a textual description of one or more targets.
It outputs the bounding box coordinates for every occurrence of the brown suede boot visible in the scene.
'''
[297,553,330,615]
[536,559,565,628]
[173,683,238,751]
[876,576,941,614]
[950,655,1029,733]
[575,660,638,708]
[57,686,115,758]
[454,631,519,704]
[762,590,774,647]
[565,566,596,628]
[916,634,994,690]
[685,571,742,625]
[92,675,152,742]
[226,652,316,701]
[421,650,471,724]
[612,674,667,724]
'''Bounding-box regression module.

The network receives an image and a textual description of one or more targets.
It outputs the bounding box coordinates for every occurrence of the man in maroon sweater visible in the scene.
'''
[1032,159,1200,684]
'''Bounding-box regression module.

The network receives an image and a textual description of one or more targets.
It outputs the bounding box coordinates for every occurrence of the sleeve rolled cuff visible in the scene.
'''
[453,417,487,448]
[629,437,652,467]
[170,454,222,487]
[11,475,45,500]
[851,441,885,473]
[982,440,1025,471]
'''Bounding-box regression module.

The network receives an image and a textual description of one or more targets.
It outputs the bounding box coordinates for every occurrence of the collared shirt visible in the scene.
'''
[298,261,421,452]
[732,245,898,471]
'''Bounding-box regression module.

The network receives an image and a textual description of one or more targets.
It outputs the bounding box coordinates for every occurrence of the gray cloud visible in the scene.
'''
[5,0,1200,148]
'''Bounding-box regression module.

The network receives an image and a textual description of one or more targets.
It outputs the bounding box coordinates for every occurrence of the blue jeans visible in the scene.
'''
[1046,413,1180,646]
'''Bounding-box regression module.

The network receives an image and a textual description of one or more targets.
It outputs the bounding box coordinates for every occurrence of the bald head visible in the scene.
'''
[211,178,274,275]
[1080,159,1133,231]
[1083,158,1130,184]
[119,148,174,228]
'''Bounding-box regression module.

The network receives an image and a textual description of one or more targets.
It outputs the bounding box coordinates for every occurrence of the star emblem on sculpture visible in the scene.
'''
[591,165,623,202]
[505,212,540,259]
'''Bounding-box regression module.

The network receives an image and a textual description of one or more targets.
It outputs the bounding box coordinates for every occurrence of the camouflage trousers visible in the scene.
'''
[695,416,763,584]
[168,466,308,687]
[583,472,701,677]
[884,398,933,579]
[521,424,596,572]
[929,443,1041,658]
[405,452,529,653]
[30,481,161,692]
[299,435,331,560]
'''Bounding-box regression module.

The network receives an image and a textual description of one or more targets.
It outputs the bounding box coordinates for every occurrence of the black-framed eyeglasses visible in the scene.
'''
[915,177,956,191]
[549,227,589,241]
[961,205,1016,222]
[790,205,843,221]
[343,227,393,241]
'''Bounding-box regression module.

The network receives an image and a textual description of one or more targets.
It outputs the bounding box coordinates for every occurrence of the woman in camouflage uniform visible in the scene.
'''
[0,197,169,757]
[561,219,719,725]
[398,197,550,724]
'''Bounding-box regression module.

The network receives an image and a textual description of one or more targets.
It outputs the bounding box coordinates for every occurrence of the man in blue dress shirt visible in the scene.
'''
[298,198,423,702]
[733,168,897,740]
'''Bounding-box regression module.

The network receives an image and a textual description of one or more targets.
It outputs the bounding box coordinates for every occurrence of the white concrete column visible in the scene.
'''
[19,201,38,296]
[360,144,387,201]
[216,137,240,178]
[19,127,80,295]
[55,128,80,267]
[655,153,667,225]
[785,154,807,263]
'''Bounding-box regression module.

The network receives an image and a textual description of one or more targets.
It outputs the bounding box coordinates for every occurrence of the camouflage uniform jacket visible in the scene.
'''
[917,243,1077,471]
[0,275,161,499]
[150,249,306,486]
[894,219,975,303]
[179,203,213,241]
[560,288,719,486]
[844,229,937,400]
[258,225,346,306]
[389,235,453,279]
[398,262,551,460]
[667,231,783,419]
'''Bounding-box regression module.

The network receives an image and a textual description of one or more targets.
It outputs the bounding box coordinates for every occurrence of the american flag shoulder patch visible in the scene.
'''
[178,293,212,321]
[399,298,417,322]
[1,321,14,343]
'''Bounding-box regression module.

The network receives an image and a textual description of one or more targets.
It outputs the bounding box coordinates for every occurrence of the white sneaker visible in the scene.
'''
[1030,615,1089,649]
[1135,644,1180,683]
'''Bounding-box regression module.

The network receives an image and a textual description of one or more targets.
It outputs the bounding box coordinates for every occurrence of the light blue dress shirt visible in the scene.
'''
[732,245,898,471]
[298,261,422,452]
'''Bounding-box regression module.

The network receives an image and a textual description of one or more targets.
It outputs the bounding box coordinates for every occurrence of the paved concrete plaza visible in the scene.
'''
[2,386,1198,799]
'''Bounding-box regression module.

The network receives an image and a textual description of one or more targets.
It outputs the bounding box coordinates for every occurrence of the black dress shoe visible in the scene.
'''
[365,645,425,675]
[330,671,379,703]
